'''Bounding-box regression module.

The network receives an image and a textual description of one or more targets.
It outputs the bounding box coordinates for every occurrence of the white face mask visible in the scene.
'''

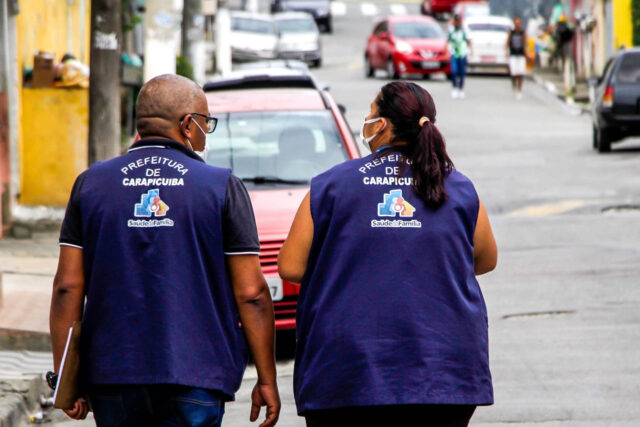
[186,119,210,161]
[360,117,385,152]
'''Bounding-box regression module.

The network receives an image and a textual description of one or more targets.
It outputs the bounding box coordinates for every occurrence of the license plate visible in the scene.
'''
[481,55,496,62]
[266,277,283,301]
[421,61,440,69]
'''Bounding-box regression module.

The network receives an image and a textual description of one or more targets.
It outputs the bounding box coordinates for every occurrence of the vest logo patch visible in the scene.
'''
[134,189,170,217]
[372,189,422,228]
[378,189,416,217]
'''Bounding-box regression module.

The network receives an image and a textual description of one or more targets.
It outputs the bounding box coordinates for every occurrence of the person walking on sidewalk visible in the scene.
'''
[447,15,470,99]
[279,81,497,427]
[49,74,280,427]
[507,16,527,99]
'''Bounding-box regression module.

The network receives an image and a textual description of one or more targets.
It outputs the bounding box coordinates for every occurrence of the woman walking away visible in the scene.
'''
[279,81,497,427]
[448,15,470,99]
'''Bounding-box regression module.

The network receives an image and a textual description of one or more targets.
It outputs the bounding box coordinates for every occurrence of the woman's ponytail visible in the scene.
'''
[377,82,453,209]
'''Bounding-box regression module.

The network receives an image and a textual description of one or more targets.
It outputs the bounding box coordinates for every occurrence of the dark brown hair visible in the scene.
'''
[376,81,454,208]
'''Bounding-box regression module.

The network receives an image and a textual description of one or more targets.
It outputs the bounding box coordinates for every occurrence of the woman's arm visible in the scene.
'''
[473,199,498,275]
[278,192,314,284]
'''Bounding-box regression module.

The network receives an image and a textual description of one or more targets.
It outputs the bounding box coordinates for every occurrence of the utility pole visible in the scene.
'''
[181,0,206,84]
[215,0,232,76]
[89,0,122,164]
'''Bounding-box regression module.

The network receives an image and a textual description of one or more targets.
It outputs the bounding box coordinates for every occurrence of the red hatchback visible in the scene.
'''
[203,68,359,330]
[421,0,462,16]
[365,16,451,79]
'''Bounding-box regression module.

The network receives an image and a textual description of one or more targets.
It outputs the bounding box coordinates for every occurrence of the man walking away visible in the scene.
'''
[448,15,470,99]
[49,74,280,427]
[507,16,527,100]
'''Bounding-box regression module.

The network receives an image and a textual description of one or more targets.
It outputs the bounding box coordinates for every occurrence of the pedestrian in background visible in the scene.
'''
[507,16,527,100]
[279,81,497,427]
[447,14,470,99]
[49,74,280,427]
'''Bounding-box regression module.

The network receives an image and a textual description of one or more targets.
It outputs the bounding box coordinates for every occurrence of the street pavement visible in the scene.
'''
[1,0,640,425]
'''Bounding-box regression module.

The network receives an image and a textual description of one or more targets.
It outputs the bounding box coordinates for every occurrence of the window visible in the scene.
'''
[616,53,640,84]
[276,18,317,33]
[467,23,511,33]
[206,110,349,183]
[392,22,444,39]
[231,17,276,35]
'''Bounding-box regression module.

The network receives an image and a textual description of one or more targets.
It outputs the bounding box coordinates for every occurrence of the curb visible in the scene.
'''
[0,329,52,352]
[0,375,47,427]
[530,73,590,114]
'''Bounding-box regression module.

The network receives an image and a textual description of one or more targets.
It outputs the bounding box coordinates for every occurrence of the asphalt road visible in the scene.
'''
[50,1,640,425]
[224,1,640,426]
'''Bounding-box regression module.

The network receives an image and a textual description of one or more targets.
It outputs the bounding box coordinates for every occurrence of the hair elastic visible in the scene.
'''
[419,116,430,127]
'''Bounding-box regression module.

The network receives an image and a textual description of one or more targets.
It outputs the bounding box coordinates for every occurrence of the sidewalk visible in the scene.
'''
[0,232,59,426]
[530,66,590,107]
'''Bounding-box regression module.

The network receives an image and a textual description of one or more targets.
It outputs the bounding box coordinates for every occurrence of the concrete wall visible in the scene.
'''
[613,0,633,49]
[20,88,88,206]
[15,0,91,207]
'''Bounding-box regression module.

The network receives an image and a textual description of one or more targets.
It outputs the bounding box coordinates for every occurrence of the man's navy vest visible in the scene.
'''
[294,149,493,413]
[78,139,247,398]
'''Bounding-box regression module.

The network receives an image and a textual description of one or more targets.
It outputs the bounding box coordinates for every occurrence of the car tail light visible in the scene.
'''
[602,85,614,108]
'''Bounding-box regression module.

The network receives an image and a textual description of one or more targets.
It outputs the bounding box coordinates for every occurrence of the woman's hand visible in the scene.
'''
[63,397,89,420]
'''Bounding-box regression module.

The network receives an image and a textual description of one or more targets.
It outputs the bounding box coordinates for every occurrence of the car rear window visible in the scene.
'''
[467,23,510,32]
[392,22,444,39]
[232,17,276,34]
[276,18,317,33]
[464,5,490,17]
[205,110,349,183]
[616,53,640,83]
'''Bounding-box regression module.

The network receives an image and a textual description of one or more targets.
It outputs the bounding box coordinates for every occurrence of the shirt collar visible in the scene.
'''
[128,138,204,163]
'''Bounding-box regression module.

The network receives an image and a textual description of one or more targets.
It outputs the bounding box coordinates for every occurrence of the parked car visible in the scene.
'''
[464,15,513,73]
[274,12,322,67]
[230,12,279,62]
[452,1,490,24]
[203,69,359,330]
[271,0,332,33]
[364,16,451,80]
[421,0,463,18]
[591,48,640,152]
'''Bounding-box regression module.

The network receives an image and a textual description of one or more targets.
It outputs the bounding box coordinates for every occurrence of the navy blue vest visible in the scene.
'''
[78,139,247,398]
[294,150,493,412]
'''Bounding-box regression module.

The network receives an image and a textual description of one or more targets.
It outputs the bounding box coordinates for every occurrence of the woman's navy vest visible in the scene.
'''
[294,150,493,412]
[77,140,247,398]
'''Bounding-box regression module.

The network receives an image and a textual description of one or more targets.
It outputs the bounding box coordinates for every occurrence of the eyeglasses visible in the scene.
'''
[180,113,218,134]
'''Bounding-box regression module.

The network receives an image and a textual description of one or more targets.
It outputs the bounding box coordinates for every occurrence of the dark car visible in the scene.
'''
[591,48,640,152]
[271,0,332,33]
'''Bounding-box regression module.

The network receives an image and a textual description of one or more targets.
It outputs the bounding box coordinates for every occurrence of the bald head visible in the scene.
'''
[136,74,207,139]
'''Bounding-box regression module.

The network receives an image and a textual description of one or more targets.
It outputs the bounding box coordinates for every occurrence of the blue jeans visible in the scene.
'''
[88,385,225,427]
[451,56,467,89]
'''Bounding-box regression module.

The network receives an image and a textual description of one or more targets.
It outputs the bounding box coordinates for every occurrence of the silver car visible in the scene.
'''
[230,12,279,62]
[274,12,322,67]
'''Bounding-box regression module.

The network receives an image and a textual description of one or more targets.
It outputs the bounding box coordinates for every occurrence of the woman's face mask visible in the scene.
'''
[360,117,385,151]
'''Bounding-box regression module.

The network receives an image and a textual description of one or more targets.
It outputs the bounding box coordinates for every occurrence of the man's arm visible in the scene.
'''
[228,255,280,427]
[49,245,89,420]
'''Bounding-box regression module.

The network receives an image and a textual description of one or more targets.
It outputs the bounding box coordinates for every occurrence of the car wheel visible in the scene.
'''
[596,127,611,153]
[325,19,333,34]
[312,58,322,68]
[422,73,431,80]
[365,55,374,78]
[592,125,598,149]
[387,58,399,80]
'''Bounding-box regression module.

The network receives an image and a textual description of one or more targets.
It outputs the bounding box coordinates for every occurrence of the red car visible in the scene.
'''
[421,0,463,16]
[203,67,359,330]
[365,16,451,80]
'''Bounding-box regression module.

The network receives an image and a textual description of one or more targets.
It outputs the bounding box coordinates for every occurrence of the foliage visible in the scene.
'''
[633,0,640,46]
[176,56,195,80]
